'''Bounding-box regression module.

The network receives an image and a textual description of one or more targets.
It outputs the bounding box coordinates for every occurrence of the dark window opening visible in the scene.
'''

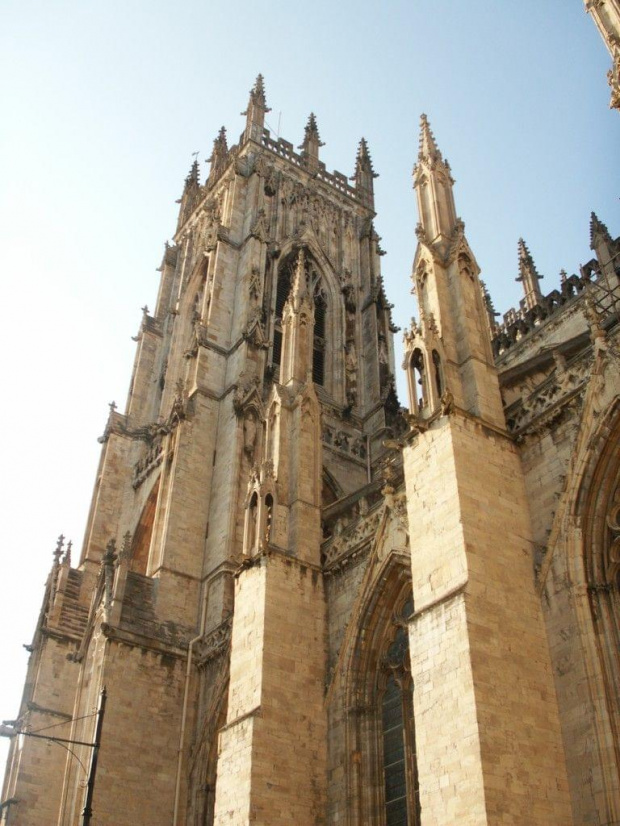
[383,676,408,826]
[432,350,443,398]
[273,329,283,368]
[313,290,327,386]
[380,605,420,826]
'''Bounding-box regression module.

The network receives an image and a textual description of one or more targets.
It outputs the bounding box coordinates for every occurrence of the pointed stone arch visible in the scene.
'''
[187,657,230,826]
[130,476,160,575]
[339,550,419,826]
[322,466,344,506]
[572,399,620,812]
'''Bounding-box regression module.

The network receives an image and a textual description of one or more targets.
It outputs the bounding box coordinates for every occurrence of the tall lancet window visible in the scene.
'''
[379,599,419,826]
[349,576,420,826]
[313,285,327,386]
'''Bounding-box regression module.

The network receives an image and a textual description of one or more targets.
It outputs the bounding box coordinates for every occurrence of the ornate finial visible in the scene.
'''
[63,541,72,566]
[185,157,200,187]
[299,113,325,157]
[250,74,269,109]
[560,269,568,283]
[351,138,378,201]
[292,247,309,300]
[418,113,442,162]
[590,211,612,249]
[54,534,65,564]
[242,74,271,115]
[242,74,271,140]
[480,279,499,333]
[102,538,117,566]
[516,238,544,310]
[305,113,324,144]
[207,126,229,185]
[355,138,377,176]
[516,238,543,282]
[119,531,132,562]
[108,401,117,414]
[141,305,149,317]
[208,126,228,160]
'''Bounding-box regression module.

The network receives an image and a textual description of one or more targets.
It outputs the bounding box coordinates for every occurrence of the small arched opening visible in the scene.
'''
[408,349,428,416]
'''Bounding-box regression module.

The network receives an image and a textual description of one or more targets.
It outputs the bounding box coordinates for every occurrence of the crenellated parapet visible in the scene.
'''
[493,215,620,359]
[492,271,590,357]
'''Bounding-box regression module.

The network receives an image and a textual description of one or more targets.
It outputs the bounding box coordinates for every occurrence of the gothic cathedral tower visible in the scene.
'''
[2,77,400,825]
[3,76,616,826]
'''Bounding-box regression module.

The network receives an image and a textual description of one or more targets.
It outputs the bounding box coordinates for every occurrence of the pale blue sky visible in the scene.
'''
[1,0,618,776]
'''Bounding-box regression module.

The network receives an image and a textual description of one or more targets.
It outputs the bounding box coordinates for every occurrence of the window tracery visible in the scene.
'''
[347,577,420,826]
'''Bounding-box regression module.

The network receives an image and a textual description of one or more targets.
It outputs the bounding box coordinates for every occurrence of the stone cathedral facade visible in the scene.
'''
[2,59,620,826]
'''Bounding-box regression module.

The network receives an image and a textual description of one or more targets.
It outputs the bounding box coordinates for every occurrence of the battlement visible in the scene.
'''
[492,271,590,357]
[260,128,363,203]
[493,229,620,359]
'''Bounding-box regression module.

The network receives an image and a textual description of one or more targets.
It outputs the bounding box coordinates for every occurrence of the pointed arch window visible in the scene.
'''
[270,249,330,389]
[379,604,420,826]
[313,286,327,386]
[347,579,420,826]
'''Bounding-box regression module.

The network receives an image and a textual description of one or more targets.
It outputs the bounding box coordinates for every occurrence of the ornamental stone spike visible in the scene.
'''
[355,138,377,176]
[352,138,378,206]
[516,237,544,310]
[187,158,200,185]
[590,211,612,248]
[243,74,270,142]
[418,113,442,163]
[291,247,311,305]
[299,113,324,170]
[53,534,65,563]
[207,126,229,185]
[63,540,72,566]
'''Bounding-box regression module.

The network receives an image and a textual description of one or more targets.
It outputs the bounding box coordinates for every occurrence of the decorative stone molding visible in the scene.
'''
[322,423,367,460]
[132,434,165,489]
[505,350,592,437]
[322,487,409,573]
[322,506,381,571]
[195,618,233,668]
[605,484,620,586]
[493,273,589,357]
